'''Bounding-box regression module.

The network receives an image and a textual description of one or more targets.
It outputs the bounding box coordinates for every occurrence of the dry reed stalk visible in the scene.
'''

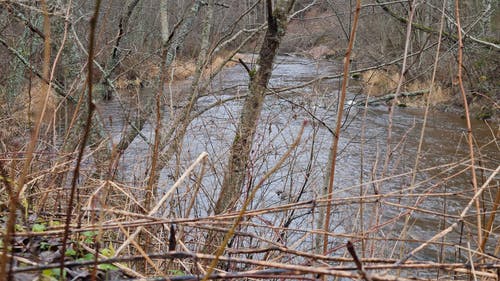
[322,0,361,258]
[480,186,500,251]
[11,248,500,277]
[16,250,480,281]
[404,0,463,232]
[454,0,483,253]
[394,165,499,265]
[144,8,177,208]
[381,0,417,181]
[117,223,165,275]
[114,152,208,256]
[60,0,101,277]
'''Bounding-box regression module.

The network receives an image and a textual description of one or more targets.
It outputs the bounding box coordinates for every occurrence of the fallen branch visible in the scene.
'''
[113,152,209,256]
[356,89,428,106]
[11,251,499,280]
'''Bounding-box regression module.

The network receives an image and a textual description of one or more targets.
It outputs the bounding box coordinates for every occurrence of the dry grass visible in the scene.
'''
[12,79,57,126]
[114,53,246,91]
[207,54,243,74]
[307,45,338,60]
[115,76,144,89]
[170,60,197,81]
[361,69,400,96]
[361,69,453,108]
[405,80,451,106]
[1,1,498,279]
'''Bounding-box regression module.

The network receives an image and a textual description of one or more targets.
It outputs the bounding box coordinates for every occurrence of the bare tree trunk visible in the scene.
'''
[214,0,296,215]
[199,0,296,259]
[159,0,169,45]
[102,0,141,100]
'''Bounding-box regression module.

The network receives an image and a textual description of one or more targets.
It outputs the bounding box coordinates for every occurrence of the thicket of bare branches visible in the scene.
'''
[0,1,498,280]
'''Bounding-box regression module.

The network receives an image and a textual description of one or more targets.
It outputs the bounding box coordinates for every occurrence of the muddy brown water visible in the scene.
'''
[99,55,499,263]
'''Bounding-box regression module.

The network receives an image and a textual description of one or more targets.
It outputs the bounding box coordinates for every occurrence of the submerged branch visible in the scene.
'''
[356,90,428,106]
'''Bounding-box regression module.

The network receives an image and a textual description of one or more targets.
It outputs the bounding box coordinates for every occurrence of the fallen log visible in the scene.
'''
[356,89,429,106]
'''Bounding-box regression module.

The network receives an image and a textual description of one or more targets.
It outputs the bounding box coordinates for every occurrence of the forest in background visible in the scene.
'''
[0,0,499,280]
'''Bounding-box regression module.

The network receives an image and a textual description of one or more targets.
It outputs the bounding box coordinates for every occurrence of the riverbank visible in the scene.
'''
[278,5,499,122]
[112,50,498,122]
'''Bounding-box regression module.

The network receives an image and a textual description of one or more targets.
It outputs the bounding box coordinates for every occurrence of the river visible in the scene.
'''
[99,54,499,266]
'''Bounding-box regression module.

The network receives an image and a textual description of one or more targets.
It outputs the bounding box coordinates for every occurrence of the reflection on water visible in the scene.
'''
[99,55,499,262]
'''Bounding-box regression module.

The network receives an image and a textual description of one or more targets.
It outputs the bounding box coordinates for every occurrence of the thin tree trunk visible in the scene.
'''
[115,0,202,155]
[102,0,141,100]
[200,0,296,259]
[149,0,215,187]
[159,0,169,45]
[322,0,361,261]
[141,4,268,197]
[214,0,296,216]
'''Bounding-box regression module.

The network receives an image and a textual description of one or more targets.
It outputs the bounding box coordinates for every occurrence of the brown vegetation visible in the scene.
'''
[0,1,498,280]
[13,79,57,126]
[361,68,400,97]
[361,68,452,106]
[113,53,247,91]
